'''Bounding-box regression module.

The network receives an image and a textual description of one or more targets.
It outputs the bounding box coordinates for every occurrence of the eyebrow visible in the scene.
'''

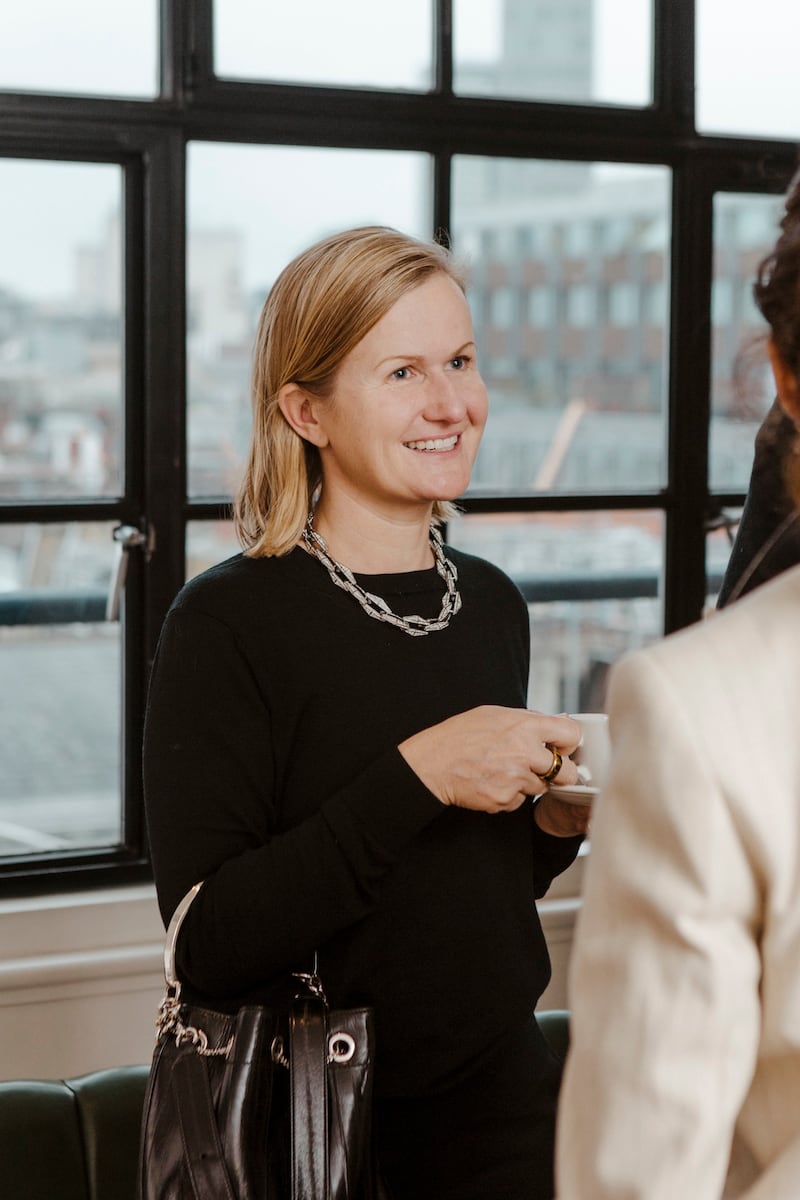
[374,341,476,370]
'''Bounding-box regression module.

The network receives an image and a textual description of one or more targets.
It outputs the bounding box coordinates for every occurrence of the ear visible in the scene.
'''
[767,338,800,424]
[277,383,329,448]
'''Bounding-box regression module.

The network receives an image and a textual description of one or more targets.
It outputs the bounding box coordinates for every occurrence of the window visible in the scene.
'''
[709,193,781,492]
[2,0,798,890]
[186,143,430,497]
[0,160,124,502]
[696,0,800,138]
[608,282,639,328]
[453,158,670,492]
[489,287,517,329]
[215,0,433,90]
[528,286,556,328]
[565,284,596,328]
[0,0,158,98]
[454,0,653,107]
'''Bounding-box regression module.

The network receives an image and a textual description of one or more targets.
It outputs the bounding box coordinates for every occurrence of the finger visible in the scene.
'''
[533,743,578,788]
[526,710,582,754]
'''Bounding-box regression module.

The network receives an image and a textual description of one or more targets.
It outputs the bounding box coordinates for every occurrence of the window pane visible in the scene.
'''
[448,510,664,713]
[0,523,121,858]
[186,520,240,581]
[453,159,670,493]
[454,0,652,107]
[187,143,431,497]
[0,160,123,501]
[697,0,800,138]
[0,0,158,98]
[709,193,782,492]
[215,0,433,90]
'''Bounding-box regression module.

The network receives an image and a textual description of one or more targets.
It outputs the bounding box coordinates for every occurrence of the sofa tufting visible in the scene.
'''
[0,1012,569,1199]
[0,1063,149,1200]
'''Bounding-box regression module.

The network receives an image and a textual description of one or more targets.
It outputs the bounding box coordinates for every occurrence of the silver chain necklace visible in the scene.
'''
[301,514,462,637]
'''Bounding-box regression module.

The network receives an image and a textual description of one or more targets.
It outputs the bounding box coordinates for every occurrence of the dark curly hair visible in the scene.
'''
[754,168,800,379]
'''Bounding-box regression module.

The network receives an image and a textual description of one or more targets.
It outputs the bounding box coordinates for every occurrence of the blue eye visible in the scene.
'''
[450,356,469,370]
[391,366,412,380]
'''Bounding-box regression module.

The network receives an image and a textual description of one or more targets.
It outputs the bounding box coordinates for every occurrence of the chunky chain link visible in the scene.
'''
[155,983,234,1058]
[302,517,462,636]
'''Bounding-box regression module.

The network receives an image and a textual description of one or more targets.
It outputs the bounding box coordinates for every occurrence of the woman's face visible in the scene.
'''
[311,272,488,519]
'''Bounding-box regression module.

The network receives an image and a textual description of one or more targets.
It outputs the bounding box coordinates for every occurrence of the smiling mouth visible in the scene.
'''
[404,435,459,452]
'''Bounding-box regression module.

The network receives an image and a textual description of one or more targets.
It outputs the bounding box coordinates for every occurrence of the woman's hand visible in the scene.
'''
[534,792,592,837]
[399,705,581,814]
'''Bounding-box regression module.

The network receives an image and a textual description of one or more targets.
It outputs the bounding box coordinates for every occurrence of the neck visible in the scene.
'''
[310,500,435,574]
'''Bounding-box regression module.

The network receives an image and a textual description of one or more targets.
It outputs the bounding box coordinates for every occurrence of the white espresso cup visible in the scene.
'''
[570,712,611,791]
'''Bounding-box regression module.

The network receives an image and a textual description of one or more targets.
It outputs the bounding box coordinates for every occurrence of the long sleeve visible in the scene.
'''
[530,804,583,898]
[143,545,577,1094]
[143,605,442,997]
[556,649,763,1199]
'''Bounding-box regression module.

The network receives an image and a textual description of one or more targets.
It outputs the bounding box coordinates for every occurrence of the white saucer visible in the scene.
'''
[547,783,599,805]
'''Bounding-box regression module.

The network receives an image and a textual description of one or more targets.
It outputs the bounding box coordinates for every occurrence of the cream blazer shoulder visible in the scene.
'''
[556,563,800,1200]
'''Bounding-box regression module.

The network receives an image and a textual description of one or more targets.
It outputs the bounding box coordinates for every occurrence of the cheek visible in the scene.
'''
[469,381,489,430]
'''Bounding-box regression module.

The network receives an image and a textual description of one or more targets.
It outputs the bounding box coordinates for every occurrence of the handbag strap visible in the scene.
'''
[164,881,204,988]
[164,883,333,1200]
[291,996,329,1200]
[172,1049,238,1200]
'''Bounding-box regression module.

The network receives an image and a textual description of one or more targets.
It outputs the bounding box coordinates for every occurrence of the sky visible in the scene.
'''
[1,0,799,301]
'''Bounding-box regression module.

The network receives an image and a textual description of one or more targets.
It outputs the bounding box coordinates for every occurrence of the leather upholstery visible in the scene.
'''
[537,1008,571,1061]
[0,1064,149,1200]
[0,1021,569,1199]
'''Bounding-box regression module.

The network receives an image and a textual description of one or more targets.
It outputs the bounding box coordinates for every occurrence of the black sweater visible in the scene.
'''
[143,544,581,1096]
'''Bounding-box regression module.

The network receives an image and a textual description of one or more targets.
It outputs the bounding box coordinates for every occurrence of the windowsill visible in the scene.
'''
[0,883,164,993]
[0,854,587,993]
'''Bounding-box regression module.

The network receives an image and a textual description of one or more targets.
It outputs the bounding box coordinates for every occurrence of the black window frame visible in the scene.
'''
[0,0,796,893]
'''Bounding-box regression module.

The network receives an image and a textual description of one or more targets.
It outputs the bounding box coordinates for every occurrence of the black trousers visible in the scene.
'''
[374,1015,563,1200]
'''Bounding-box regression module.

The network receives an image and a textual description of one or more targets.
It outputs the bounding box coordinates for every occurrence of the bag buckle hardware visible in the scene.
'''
[291,969,326,1001]
[328,1032,356,1064]
[270,1030,357,1068]
[155,981,233,1058]
[271,1035,289,1068]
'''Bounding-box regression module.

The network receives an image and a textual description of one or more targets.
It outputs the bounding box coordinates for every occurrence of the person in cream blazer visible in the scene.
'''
[556,172,800,1200]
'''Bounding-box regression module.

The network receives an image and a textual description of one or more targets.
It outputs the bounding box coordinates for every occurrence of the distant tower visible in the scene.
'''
[455,0,594,207]
[495,0,593,103]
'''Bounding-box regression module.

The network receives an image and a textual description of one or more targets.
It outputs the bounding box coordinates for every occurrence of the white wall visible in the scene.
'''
[0,885,164,1080]
[0,862,584,1081]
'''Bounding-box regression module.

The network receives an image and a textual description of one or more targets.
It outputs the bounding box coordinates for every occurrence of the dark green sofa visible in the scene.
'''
[0,1012,569,1199]
[0,1064,149,1200]
[537,1007,571,1060]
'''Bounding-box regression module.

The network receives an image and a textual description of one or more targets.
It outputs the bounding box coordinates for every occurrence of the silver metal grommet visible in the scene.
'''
[328,1031,356,1064]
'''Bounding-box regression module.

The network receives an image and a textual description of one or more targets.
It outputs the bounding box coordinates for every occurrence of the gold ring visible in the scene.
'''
[540,744,562,784]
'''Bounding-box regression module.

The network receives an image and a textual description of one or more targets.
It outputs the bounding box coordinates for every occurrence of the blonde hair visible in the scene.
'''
[234,226,467,556]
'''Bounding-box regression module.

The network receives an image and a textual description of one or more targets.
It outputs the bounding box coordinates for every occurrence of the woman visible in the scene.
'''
[556,175,800,1198]
[144,225,588,1200]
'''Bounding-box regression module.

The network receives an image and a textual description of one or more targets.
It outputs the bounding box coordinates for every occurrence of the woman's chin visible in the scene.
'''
[414,463,475,502]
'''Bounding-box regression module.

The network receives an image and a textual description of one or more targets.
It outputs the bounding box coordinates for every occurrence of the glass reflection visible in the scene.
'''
[454,0,653,107]
[452,159,670,493]
[0,159,123,500]
[0,0,157,98]
[709,193,782,493]
[697,0,800,139]
[0,523,121,857]
[187,143,430,497]
[447,510,663,714]
[215,0,433,91]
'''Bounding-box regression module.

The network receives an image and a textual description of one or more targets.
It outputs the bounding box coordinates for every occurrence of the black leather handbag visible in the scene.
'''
[139,883,380,1200]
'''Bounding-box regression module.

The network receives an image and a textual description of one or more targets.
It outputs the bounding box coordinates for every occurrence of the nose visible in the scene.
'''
[423,370,467,423]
